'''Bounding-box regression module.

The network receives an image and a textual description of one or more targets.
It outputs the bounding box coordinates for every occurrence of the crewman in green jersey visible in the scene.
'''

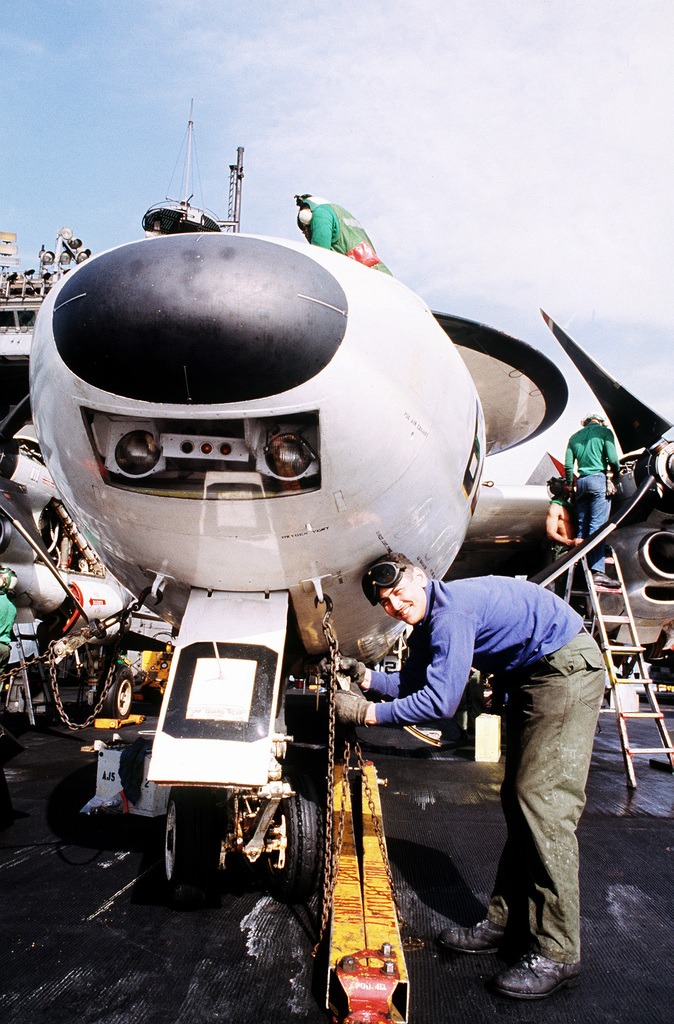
[565,414,620,588]
[0,567,17,676]
[295,195,391,274]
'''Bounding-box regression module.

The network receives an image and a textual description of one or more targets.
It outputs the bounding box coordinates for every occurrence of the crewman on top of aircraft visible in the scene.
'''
[294,195,391,274]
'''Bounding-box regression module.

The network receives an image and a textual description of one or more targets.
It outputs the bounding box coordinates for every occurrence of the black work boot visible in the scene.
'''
[437,918,506,954]
[592,571,620,589]
[490,952,581,999]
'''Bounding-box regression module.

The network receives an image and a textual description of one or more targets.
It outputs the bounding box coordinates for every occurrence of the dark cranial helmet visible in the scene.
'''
[547,477,570,499]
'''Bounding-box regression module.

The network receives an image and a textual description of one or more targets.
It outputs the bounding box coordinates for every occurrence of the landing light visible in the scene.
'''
[264,434,315,478]
[115,431,162,476]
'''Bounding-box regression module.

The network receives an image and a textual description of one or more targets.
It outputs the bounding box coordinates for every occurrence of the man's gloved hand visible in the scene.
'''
[338,657,367,686]
[334,690,370,727]
[318,656,367,688]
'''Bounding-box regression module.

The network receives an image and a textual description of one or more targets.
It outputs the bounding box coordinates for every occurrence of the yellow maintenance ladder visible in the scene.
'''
[565,547,674,788]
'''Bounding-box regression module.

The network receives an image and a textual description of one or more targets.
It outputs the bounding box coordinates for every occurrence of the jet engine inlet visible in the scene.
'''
[639,531,674,580]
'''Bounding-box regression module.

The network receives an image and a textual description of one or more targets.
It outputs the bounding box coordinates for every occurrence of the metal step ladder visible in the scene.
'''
[565,548,674,788]
[4,635,36,726]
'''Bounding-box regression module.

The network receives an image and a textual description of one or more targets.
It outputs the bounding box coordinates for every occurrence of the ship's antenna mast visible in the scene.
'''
[182,100,194,206]
[220,147,244,232]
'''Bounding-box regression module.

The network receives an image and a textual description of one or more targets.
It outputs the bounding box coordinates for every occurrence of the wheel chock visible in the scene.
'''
[327,761,408,1024]
[93,714,145,729]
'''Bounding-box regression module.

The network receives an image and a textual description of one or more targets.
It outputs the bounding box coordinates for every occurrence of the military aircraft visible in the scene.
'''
[6,226,673,904]
[13,230,565,901]
[0,402,134,719]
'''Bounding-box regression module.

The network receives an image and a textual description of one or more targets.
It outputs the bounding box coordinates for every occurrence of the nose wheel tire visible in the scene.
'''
[259,770,323,903]
[165,787,220,908]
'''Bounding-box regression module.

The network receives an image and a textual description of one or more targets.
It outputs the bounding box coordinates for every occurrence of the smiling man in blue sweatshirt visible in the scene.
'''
[336,553,604,1001]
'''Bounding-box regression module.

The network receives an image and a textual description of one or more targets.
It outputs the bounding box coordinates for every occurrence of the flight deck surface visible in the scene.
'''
[1,705,672,1024]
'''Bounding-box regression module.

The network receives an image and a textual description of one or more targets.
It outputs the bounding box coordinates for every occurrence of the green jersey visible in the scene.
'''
[565,424,619,483]
[0,592,17,645]
[304,200,391,274]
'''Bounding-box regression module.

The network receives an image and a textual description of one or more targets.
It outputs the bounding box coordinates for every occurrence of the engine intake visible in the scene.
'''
[639,531,674,580]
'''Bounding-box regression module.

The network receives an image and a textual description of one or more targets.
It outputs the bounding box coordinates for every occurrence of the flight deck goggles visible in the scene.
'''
[361,560,408,606]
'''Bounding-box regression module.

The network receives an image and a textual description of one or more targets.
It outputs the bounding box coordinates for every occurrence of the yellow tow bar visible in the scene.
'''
[327,761,409,1024]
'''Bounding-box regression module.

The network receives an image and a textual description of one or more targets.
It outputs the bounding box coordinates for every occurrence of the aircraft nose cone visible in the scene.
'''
[51,235,348,404]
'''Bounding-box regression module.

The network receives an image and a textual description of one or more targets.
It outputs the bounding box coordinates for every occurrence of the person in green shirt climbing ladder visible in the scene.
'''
[564,413,620,588]
[294,195,391,274]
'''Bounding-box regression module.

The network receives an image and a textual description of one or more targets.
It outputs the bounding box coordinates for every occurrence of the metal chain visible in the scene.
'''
[0,647,52,689]
[2,587,151,730]
[313,596,343,955]
[312,597,403,954]
[47,635,122,730]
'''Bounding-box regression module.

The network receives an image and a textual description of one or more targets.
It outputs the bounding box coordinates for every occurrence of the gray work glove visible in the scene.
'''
[334,690,370,727]
[318,656,367,689]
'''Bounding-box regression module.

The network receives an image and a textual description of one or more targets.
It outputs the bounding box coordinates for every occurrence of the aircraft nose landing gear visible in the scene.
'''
[164,771,323,909]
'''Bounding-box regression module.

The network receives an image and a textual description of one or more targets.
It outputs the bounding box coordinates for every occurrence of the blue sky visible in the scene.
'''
[3,0,673,477]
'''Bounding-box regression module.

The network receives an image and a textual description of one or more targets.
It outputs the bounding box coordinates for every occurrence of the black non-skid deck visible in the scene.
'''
[1,701,672,1024]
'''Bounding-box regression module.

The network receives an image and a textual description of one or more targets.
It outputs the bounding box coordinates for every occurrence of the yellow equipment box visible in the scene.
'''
[475,713,501,762]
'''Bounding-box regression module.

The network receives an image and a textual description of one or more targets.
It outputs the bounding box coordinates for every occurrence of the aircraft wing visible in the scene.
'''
[433,312,568,456]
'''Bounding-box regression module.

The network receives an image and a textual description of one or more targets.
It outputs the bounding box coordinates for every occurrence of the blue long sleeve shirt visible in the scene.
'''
[368,577,583,725]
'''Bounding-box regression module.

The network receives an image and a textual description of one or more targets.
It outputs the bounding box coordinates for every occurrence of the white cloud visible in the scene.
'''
[5,0,673,443]
[168,3,672,332]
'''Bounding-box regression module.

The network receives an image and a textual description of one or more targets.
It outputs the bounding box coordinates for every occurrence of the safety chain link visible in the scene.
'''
[47,632,123,731]
[313,595,342,955]
[2,587,151,731]
[0,647,52,690]
[312,597,402,956]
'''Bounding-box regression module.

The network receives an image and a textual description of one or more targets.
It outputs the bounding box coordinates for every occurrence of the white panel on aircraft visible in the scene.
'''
[148,589,288,787]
